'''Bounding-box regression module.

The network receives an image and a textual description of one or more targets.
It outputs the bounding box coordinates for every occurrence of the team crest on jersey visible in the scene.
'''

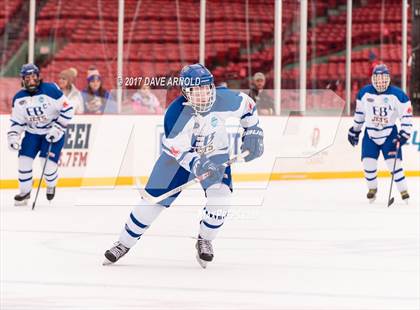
[211,116,218,127]
[383,97,389,104]
[193,122,200,129]
[18,100,26,105]
[367,98,374,103]
[38,96,44,103]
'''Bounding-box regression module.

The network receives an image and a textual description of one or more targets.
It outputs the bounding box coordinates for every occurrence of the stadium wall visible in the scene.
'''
[0,115,419,189]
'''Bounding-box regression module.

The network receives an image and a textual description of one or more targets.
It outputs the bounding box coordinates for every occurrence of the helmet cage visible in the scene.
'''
[371,73,390,93]
[182,84,216,113]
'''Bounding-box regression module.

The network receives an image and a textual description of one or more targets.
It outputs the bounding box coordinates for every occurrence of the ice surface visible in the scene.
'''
[1,178,419,310]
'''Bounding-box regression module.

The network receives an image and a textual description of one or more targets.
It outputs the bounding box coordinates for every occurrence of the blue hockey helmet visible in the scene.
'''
[179,63,216,113]
[20,63,40,92]
[371,64,390,93]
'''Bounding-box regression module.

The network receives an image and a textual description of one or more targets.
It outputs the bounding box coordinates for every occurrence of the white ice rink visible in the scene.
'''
[1,178,419,310]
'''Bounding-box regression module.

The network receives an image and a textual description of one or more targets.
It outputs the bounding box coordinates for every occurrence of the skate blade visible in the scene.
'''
[14,200,29,206]
[102,258,114,266]
[368,197,376,204]
[196,255,208,269]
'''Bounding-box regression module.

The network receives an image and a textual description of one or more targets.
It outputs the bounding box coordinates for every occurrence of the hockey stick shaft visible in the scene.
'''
[139,151,249,204]
[32,142,53,210]
[387,141,400,207]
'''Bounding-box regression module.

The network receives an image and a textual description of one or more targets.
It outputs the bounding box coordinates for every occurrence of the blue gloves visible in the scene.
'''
[348,127,361,146]
[394,130,410,146]
[241,125,264,162]
[192,157,226,188]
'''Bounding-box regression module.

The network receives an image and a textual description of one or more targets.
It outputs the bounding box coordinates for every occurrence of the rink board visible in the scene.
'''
[0,115,419,188]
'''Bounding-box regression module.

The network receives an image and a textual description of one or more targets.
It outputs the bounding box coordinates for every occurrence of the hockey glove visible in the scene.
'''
[7,131,20,151]
[46,123,65,143]
[394,130,410,146]
[241,125,264,162]
[347,127,361,146]
[192,157,226,188]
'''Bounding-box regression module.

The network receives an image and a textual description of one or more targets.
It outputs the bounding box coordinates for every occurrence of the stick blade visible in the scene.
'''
[387,197,395,207]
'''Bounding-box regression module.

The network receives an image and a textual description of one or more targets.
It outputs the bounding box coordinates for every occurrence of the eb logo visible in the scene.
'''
[26,106,44,116]
[372,106,389,117]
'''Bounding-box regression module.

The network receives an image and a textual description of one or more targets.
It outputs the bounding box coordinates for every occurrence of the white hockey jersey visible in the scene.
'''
[353,84,413,145]
[162,87,259,172]
[8,82,74,136]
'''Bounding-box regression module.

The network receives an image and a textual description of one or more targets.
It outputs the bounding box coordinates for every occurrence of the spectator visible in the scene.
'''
[57,68,84,114]
[81,66,117,114]
[248,72,274,115]
[131,83,162,114]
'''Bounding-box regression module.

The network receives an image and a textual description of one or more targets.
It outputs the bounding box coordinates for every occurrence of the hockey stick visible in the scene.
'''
[139,150,250,204]
[387,141,400,207]
[32,141,53,210]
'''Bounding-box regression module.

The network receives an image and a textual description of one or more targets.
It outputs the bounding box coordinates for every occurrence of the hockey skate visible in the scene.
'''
[367,188,377,203]
[103,242,130,265]
[195,236,214,269]
[14,192,31,206]
[46,186,55,201]
[400,191,409,204]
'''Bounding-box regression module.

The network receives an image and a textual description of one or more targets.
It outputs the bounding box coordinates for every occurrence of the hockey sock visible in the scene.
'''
[362,158,378,190]
[199,184,231,241]
[118,200,165,248]
[385,158,408,192]
[18,156,33,194]
[41,159,59,187]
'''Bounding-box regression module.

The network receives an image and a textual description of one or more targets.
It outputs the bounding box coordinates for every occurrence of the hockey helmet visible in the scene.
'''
[180,63,216,113]
[371,64,390,93]
[20,63,40,93]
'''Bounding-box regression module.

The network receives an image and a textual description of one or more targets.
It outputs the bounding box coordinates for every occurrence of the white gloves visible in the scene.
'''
[46,123,65,143]
[7,132,21,151]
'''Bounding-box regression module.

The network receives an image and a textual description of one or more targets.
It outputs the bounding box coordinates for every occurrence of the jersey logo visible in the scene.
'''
[407,106,412,114]
[170,146,180,157]
[372,106,388,117]
[383,97,389,104]
[18,100,26,106]
[26,106,44,116]
[371,106,389,127]
[247,97,255,111]
[192,132,215,155]
[211,116,218,127]
[26,106,48,123]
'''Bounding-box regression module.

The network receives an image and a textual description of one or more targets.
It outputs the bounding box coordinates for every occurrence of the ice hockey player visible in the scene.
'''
[104,64,264,268]
[348,64,413,203]
[7,63,74,206]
